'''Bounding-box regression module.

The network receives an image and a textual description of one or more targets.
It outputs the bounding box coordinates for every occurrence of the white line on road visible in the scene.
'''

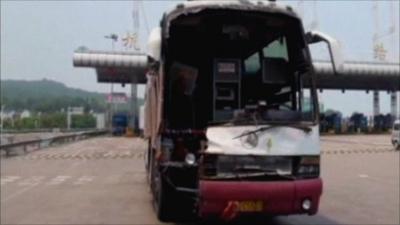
[1,185,38,203]
[73,176,95,185]
[1,148,89,203]
[17,176,45,186]
[103,151,115,157]
[46,176,72,185]
[0,176,21,185]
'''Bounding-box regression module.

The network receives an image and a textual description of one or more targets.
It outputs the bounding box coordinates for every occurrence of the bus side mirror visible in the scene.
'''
[306,31,344,74]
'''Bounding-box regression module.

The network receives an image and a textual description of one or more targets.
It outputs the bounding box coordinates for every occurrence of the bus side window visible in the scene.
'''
[263,37,289,61]
[244,52,261,75]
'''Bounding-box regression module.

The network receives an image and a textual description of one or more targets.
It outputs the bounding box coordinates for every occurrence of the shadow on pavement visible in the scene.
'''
[175,214,340,225]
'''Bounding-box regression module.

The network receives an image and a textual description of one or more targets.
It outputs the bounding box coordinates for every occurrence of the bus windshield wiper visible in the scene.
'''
[233,124,312,139]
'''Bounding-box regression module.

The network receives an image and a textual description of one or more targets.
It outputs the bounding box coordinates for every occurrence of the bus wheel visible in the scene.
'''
[395,141,400,151]
[145,139,150,172]
[155,174,175,222]
[146,140,152,184]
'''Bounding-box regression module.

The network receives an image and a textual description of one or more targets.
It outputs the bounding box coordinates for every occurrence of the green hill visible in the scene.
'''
[1,79,103,99]
[1,79,107,113]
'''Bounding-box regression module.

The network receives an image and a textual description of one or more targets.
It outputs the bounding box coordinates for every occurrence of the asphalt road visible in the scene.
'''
[1,135,399,225]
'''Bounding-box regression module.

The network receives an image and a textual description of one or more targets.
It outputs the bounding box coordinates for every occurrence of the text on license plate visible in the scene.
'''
[238,200,263,212]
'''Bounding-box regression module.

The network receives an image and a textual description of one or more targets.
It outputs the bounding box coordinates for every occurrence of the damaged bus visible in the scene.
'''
[143,0,343,222]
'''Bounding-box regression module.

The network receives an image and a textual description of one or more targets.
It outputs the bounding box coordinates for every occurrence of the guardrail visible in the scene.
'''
[0,130,108,157]
[1,128,99,134]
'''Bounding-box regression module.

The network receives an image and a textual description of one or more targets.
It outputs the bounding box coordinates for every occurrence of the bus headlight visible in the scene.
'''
[296,156,320,178]
[185,153,196,165]
[298,165,318,173]
[302,198,312,210]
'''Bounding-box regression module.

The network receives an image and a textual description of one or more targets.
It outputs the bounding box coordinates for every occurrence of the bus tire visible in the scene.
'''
[145,139,152,184]
[155,175,175,222]
[395,141,400,151]
[145,139,150,171]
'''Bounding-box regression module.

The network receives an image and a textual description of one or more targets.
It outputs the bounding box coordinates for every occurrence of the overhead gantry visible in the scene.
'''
[73,49,399,120]
[73,50,400,91]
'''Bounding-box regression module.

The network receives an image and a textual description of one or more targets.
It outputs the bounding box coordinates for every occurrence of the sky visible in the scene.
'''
[1,0,399,117]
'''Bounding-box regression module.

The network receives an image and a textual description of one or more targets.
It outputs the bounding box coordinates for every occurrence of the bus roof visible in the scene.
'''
[163,0,300,38]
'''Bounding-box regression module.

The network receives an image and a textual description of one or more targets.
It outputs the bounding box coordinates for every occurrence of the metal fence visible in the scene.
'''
[1,128,98,134]
[0,130,107,156]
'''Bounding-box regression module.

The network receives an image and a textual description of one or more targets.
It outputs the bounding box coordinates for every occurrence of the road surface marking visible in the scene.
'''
[358,174,369,178]
[47,176,72,185]
[17,176,45,186]
[103,151,115,157]
[0,185,39,203]
[73,176,95,185]
[0,176,21,185]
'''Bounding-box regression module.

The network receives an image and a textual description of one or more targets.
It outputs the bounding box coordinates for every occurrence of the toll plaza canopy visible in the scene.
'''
[312,61,400,91]
[73,50,400,91]
[73,50,148,84]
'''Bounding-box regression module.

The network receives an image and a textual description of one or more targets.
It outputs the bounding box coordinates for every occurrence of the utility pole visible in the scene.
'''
[67,107,71,130]
[0,105,4,133]
[104,34,118,132]
[130,0,141,134]
[372,1,399,124]
[372,1,382,124]
[389,1,399,120]
[372,1,398,123]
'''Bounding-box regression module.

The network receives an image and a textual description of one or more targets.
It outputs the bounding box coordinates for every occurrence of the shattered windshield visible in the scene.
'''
[212,33,316,125]
[165,11,317,130]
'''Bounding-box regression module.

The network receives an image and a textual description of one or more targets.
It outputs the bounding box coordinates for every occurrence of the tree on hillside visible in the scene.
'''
[71,115,96,128]
[1,79,107,113]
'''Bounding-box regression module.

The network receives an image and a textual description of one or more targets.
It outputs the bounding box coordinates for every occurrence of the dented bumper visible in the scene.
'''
[198,178,322,218]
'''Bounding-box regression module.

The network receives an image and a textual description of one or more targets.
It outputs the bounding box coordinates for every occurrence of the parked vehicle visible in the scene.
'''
[374,114,393,132]
[392,120,400,150]
[112,113,128,136]
[349,113,368,133]
[142,0,343,222]
[320,110,342,133]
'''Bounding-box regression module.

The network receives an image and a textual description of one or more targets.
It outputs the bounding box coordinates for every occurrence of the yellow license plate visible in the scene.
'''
[238,200,264,212]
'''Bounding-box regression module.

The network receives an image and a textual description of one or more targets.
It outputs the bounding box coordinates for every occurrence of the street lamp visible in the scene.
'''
[104,34,118,50]
[0,104,5,133]
[104,34,118,132]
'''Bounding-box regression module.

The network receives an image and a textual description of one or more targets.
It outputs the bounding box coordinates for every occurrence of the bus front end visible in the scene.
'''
[149,1,325,222]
